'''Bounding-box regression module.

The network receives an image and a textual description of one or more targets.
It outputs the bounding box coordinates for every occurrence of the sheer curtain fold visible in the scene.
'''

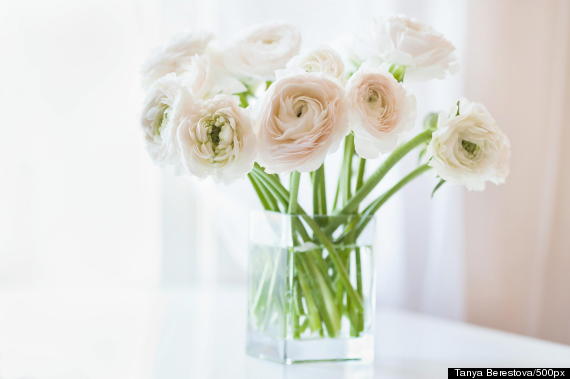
[0,0,161,288]
[464,0,570,344]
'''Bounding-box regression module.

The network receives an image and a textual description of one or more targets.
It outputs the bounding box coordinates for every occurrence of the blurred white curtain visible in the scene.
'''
[463,0,570,344]
[0,0,161,288]
[158,0,468,320]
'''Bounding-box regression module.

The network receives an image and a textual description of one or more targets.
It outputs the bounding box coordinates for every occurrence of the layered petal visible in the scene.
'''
[256,73,348,173]
[347,65,416,158]
[428,99,511,190]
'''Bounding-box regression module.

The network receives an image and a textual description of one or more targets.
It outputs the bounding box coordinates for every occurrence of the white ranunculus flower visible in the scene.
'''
[368,16,458,81]
[257,73,348,173]
[428,99,510,191]
[142,32,213,87]
[346,65,416,158]
[224,22,301,81]
[286,47,345,81]
[177,94,256,183]
[183,49,246,98]
[141,73,189,166]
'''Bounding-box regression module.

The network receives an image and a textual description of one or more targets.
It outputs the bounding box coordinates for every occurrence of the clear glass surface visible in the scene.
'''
[247,211,376,364]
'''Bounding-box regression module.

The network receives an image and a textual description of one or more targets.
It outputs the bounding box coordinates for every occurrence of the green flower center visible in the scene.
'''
[206,115,228,147]
[195,112,238,166]
[152,103,169,136]
[367,88,379,104]
[295,101,308,118]
[461,139,479,157]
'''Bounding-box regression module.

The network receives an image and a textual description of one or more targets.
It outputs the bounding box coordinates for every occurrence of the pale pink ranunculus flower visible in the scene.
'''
[141,73,188,167]
[428,99,511,191]
[256,73,348,173]
[177,94,256,183]
[182,49,246,99]
[142,32,213,87]
[224,22,301,81]
[285,46,345,81]
[346,65,416,158]
[369,16,458,81]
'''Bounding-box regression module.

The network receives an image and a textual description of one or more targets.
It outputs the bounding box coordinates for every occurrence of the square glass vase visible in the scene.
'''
[246,210,376,364]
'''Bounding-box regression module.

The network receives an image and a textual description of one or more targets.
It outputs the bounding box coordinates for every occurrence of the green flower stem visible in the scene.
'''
[251,166,363,310]
[342,134,355,205]
[250,169,310,242]
[355,157,366,193]
[251,168,288,206]
[316,164,327,215]
[354,249,363,332]
[299,255,339,336]
[292,277,306,337]
[350,156,366,331]
[293,278,306,316]
[248,173,271,211]
[287,172,318,335]
[300,214,363,309]
[250,170,325,335]
[332,178,341,212]
[248,173,278,211]
[352,157,366,317]
[261,255,282,330]
[294,259,322,333]
[287,171,343,336]
[292,305,301,338]
[288,171,301,214]
[344,154,365,327]
[251,255,272,315]
[339,164,433,244]
[311,165,326,216]
[292,276,301,339]
[319,166,327,214]
[327,129,433,233]
[311,171,318,215]
[332,134,354,212]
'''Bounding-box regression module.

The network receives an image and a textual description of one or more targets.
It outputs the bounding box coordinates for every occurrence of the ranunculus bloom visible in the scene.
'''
[428,99,510,191]
[256,73,348,173]
[142,32,213,87]
[285,47,345,81]
[183,49,246,98]
[346,65,416,158]
[224,22,301,81]
[141,73,186,166]
[177,94,256,183]
[369,16,458,81]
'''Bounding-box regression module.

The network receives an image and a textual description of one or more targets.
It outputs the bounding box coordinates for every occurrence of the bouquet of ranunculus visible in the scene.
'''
[141,16,510,362]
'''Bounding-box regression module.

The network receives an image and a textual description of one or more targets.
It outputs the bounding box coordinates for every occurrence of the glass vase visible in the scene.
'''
[246,210,376,364]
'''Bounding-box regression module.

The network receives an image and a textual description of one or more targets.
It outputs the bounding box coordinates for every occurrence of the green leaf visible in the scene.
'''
[235,82,256,108]
[431,178,446,198]
[237,92,249,108]
[388,64,407,82]
[417,147,427,164]
[423,112,439,131]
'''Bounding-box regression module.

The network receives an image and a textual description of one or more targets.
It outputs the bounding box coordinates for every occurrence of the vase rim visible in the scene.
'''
[249,209,376,220]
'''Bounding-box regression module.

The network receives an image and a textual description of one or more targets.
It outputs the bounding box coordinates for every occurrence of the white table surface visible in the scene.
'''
[0,287,568,379]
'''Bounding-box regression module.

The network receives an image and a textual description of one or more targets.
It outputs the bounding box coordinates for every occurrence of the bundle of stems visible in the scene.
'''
[248,124,435,339]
